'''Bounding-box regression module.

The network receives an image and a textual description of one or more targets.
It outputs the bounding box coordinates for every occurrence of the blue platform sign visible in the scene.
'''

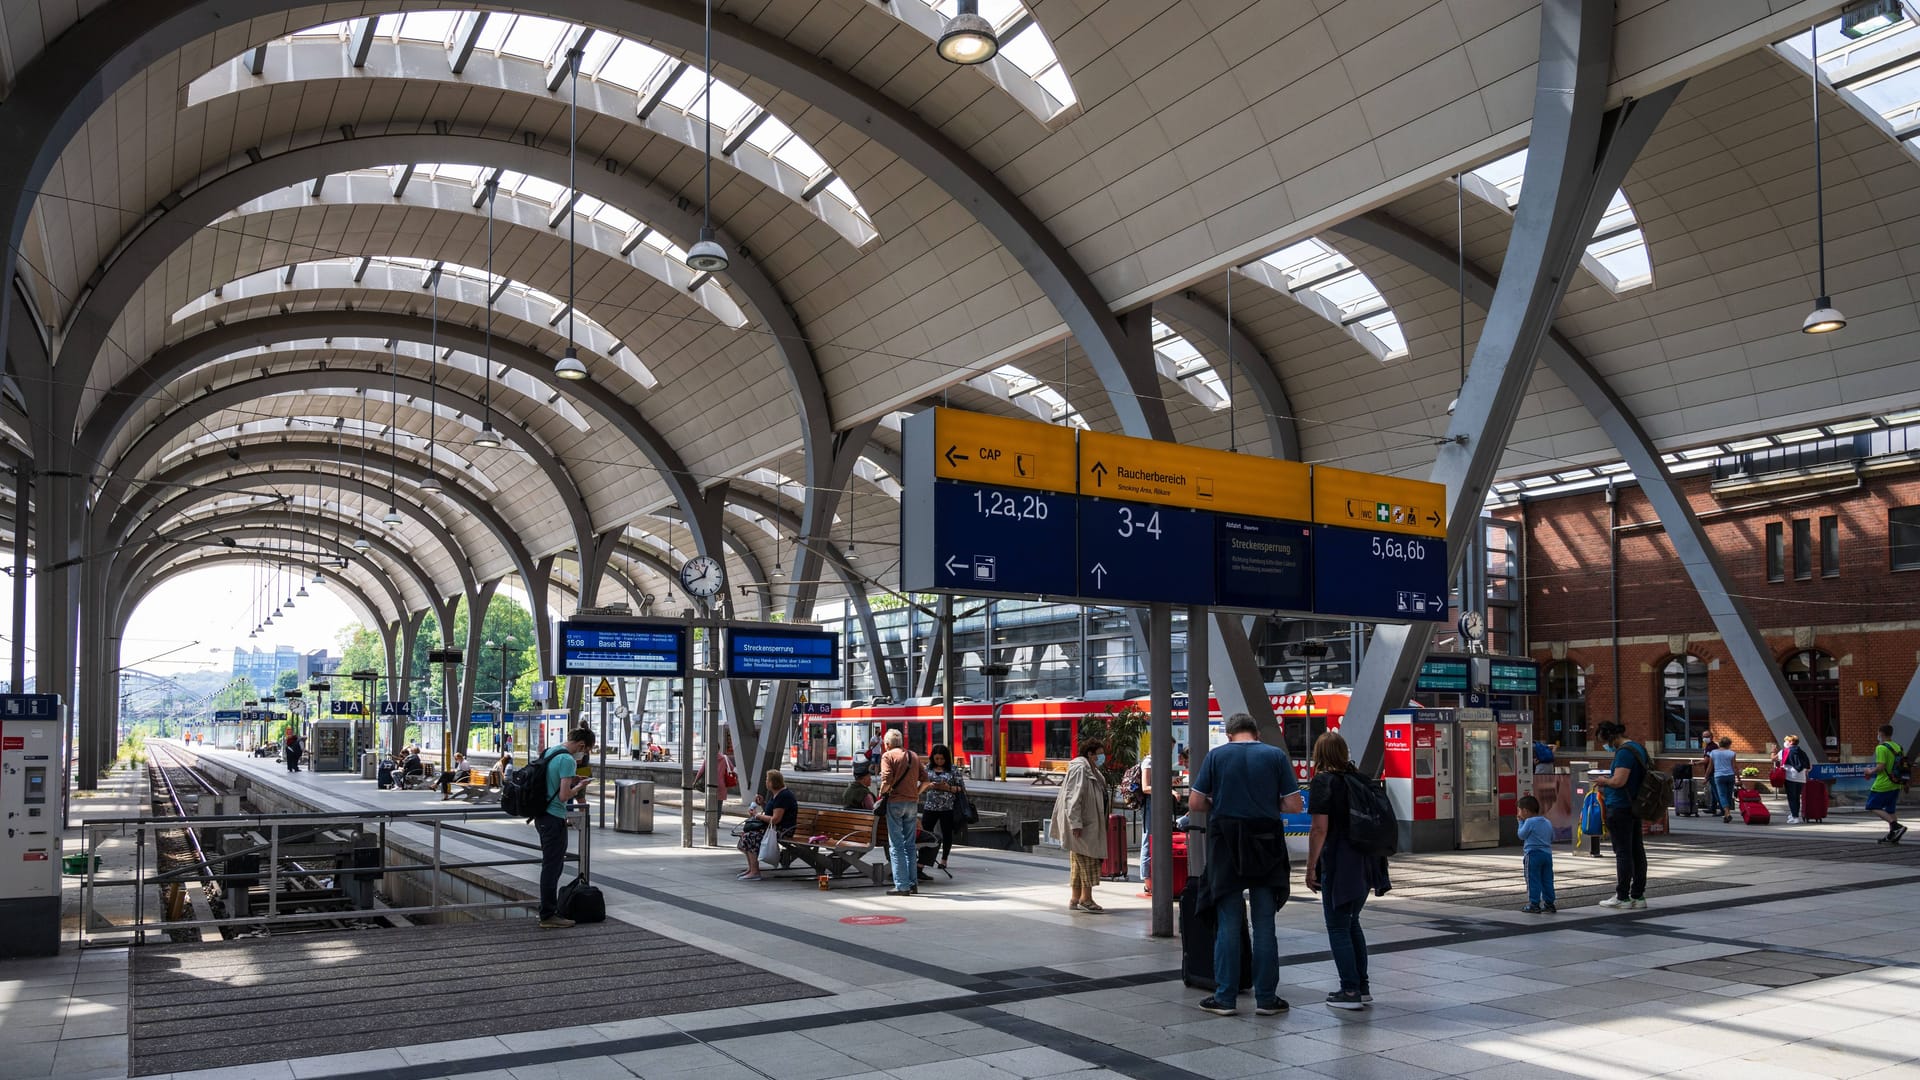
[1077,498,1213,603]
[1311,524,1448,622]
[1213,515,1312,612]
[790,701,832,715]
[557,620,688,677]
[0,694,58,719]
[213,709,243,722]
[728,627,841,680]
[331,700,367,716]
[378,700,412,716]
[907,480,1077,599]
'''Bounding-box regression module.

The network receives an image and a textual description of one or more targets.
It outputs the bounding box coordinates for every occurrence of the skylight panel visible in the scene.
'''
[1357,312,1407,355]
[997,23,1054,74]
[393,12,459,45]
[497,15,567,63]
[593,39,668,92]
[1469,148,1652,293]
[1248,237,1407,361]
[824,178,861,212]
[291,20,351,40]
[686,81,757,130]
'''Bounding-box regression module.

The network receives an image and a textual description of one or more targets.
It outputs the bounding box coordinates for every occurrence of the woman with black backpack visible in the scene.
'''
[1778,734,1812,823]
[1305,731,1390,1011]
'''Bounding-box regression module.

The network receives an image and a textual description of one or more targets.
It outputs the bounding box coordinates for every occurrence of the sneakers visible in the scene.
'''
[1543,903,1557,914]
[538,916,576,929]
[1359,988,1374,1003]
[1325,990,1367,1011]
[1197,997,1238,1016]
[1521,905,1543,914]
[1723,814,1733,823]
[1787,816,1801,824]
[1254,999,1289,1015]
[1889,824,1909,844]
[1628,898,1648,909]
[1597,897,1631,909]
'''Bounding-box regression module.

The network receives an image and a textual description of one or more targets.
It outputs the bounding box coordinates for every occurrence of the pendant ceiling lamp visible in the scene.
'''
[554,44,591,381]
[684,0,730,273]
[382,341,404,526]
[474,176,506,448]
[1802,20,1845,335]
[421,266,443,492]
[938,0,999,65]
[1448,174,1466,415]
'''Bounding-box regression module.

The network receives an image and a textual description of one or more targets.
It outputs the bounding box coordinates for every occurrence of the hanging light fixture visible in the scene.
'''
[475,176,507,447]
[684,0,730,273]
[383,340,405,525]
[938,0,1000,65]
[844,481,857,564]
[1802,20,1846,335]
[773,524,786,579]
[1448,174,1466,415]
[356,381,375,547]
[421,264,444,492]
[554,43,592,381]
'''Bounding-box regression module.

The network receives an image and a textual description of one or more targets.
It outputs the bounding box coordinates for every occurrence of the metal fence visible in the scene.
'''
[77,804,591,947]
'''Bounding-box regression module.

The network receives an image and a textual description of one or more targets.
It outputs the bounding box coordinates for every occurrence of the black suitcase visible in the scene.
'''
[557,876,606,923]
[376,761,394,790]
[1178,885,1252,990]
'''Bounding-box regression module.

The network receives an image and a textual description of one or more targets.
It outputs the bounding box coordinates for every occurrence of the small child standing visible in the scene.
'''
[1517,794,1556,913]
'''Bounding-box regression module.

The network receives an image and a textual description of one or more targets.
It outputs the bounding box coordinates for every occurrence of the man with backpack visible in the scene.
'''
[1869,725,1908,845]
[1589,720,1650,909]
[1187,714,1302,1017]
[528,728,595,928]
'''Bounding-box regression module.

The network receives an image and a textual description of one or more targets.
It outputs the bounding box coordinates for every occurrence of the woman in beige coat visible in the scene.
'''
[1050,737,1111,912]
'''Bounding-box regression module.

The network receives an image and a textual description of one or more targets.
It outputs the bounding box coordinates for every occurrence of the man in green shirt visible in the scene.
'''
[536,728,595,928]
[1869,724,1907,845]
[841,763,875,811]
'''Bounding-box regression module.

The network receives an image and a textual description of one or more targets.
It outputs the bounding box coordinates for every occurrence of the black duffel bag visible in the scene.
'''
[557,875,605,923]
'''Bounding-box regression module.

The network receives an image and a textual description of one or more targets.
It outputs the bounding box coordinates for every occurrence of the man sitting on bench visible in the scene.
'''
[437,751,471,794]
[842,762,876,811]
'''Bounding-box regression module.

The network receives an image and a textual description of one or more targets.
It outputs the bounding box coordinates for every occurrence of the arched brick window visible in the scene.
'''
[1545,661,1587,750]
[1659,655,1710,751]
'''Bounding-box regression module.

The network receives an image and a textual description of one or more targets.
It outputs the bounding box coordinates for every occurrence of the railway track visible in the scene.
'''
[144,742,231,942]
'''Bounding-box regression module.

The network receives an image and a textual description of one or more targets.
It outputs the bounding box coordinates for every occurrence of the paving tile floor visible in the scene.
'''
[7,745,1920,1080]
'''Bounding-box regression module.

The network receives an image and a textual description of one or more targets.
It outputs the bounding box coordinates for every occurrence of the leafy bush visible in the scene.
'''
[1078,703,1148,784]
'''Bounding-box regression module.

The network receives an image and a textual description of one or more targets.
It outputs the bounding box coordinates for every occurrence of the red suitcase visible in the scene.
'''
[1738,787,1770,825]
[1101,812,1129,879]
[1801,779,1829,822]
[1150,830,1190,897]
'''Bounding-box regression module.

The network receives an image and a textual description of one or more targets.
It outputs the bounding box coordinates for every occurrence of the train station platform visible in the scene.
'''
[8,742,1920,1080]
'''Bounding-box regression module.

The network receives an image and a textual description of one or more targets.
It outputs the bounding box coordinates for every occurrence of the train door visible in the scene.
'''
[1455,710,1500,849]
[959,715,989,763]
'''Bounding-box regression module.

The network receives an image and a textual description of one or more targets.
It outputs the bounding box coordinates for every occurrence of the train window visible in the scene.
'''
[1044,719,1074,759]
[961,720,987,753]
[1282,716,1307,759]
[1006,719,1033,752]
[907,724,928,755]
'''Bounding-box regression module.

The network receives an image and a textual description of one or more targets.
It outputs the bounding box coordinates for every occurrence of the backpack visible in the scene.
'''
[1883,743,1913,786]
[1118,762,1144,809]
[1340,772,1398,857]
[1625,742,1673,820]
[501,747,561,821]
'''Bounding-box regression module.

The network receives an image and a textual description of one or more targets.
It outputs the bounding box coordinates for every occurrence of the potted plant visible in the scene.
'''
[1739,765,1765,791]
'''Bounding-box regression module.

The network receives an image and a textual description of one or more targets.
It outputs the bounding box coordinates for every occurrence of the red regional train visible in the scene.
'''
[792,687,1351,780]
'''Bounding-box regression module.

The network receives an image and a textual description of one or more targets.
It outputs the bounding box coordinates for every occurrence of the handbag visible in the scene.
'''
[960,791,979,825]
[756,825,780,864]
[1768,763,1787,787]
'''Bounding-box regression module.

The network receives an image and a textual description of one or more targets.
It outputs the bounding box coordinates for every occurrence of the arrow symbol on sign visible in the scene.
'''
[1090,562,1108,587]
[944,555,962,576]
[1427,510,1442,527]
[945,446,968,468]
[1090,461,1108,487]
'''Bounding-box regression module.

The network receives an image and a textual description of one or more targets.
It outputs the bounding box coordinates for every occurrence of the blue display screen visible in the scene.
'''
[1213,515,1312,612]
[728,628,841,680]
[1310,524,1448,622]
[922,480,1077,598]
[557,621,688,677]
[1077,498,1214,604]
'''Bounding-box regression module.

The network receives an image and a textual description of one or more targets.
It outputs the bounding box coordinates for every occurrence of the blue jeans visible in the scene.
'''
[885,802,918,890]
[1213,885,1280,1005]
[1139,794,1151,882]
[1323,894,1369,995]
[1525,849,1556,907]
[1713,775,1736,816]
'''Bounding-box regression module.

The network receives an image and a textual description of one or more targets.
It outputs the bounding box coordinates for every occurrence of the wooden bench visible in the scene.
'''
[1031,760,1071,785]
[771,806,879,885]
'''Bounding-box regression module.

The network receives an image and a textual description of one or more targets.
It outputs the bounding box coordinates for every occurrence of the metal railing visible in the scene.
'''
[78,803,591,947]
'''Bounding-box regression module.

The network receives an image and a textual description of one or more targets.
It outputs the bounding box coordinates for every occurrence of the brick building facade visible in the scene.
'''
[1506,466,1919,765]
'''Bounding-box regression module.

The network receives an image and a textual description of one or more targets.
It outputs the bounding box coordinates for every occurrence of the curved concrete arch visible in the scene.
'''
[125,547,404,637]
[190,38,875,247]
[105,368,593,572]
[107,441,539,596]
[623,517,773,621]
[216,171,745,326]
[80,311,720,566]
[1152,293,1301,461]
[114,523,424,639]
[123,477,481,605]
[64,131,829,544]
[116,510,453,632]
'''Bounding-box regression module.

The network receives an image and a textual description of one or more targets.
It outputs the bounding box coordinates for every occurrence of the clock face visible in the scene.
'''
[1459,611,1485,641]
[680,554,725,599]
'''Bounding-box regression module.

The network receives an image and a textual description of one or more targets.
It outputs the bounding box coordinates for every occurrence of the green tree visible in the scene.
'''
[1079,703,1149,784]
[275,669,299,694]
[334,625,386,704]
[214,677,260,710]
[396,594,541,715]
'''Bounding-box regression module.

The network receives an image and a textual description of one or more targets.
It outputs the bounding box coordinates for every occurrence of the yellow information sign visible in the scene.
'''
[1077,430,1311,518]
[932,408,1077,493]
[593,678,616,700]
[1311,465,1446,538]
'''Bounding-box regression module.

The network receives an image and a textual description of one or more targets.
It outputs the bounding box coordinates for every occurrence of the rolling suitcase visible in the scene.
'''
[1178,884,1252,990]
[1670,764,1696,817]
[1737,787,1770,825]
[1148,830,1190,897]
[1101,812,1129,879]
[1801,779,1829,822]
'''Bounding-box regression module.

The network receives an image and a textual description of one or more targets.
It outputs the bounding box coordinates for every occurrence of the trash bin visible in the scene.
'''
[616,780,655,833]
[970,755,996,780]
[361,752,379,780]
[804,740,828,771]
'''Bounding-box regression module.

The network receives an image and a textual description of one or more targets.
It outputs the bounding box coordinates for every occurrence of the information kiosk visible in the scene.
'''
[1,694,63,957]
[1382,707,1506,852]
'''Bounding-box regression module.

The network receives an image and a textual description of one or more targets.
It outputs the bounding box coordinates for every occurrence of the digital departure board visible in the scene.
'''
[557,620,688,677]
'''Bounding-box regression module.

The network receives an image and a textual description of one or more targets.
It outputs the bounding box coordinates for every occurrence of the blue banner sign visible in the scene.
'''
[213,709,243,722]
[557,620,688,677]
[906,480,1078,599]
[1077,498,1213,604]
[728,627,840,680]
[1310,524,1448,622]
[378,700,412,716]
[331,700,367,716]
[1213,515,1312,612]
[790,701,832,715]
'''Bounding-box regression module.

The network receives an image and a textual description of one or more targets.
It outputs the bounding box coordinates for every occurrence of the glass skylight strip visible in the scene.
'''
[1468,148,1653,292]
[1244,238,1408,361]
[1778,14,1920,159]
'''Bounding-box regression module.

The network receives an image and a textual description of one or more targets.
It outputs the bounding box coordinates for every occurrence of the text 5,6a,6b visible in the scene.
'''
[1370,535,1428,562]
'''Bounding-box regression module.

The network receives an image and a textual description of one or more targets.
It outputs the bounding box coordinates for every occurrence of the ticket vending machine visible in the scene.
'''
[1454,708,1501,849]
[1496,710,1535,846]
[1,694,63,957]
[1382,709,1456,854]
[307,719,355,771]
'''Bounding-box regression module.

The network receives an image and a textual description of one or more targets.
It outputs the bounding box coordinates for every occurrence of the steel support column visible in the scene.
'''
[1342,0,1634,773]
[1147,603,1174,937]
[1893,661,1920,755]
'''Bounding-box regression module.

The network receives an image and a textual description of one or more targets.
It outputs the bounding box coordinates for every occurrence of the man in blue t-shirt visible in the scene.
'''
[1587,720,1647,910]
[1188,713,1302,1017]
[535,728,594,929]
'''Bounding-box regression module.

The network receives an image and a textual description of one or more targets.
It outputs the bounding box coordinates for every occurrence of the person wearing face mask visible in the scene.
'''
[533,728,595,929]
[1050,737,1112,912]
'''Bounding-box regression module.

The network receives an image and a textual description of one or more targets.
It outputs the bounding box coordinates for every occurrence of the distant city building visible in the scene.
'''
[299,649,333,680]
